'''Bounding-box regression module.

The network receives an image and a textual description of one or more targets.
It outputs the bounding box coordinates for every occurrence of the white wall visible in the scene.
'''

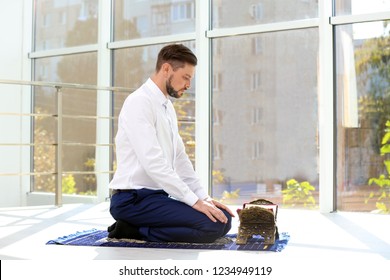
[0,0,32,207]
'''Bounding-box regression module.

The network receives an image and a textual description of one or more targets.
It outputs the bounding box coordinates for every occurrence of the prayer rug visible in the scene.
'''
[47,229,290,252]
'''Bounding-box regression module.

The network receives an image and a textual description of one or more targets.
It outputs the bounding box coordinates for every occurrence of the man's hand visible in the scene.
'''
[210,199,235,218]
[192,199,235,223]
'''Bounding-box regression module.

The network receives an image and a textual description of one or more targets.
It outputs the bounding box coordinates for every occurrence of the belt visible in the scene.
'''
[110,189,135,196]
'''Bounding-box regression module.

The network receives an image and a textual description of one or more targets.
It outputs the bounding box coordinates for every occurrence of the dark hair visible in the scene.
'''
[155,44,198,72]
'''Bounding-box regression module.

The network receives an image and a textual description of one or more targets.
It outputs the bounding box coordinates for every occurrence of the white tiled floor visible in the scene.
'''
[1,203,390,278]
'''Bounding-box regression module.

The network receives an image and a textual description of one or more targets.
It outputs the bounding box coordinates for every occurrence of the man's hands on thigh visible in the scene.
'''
[192,199,235,223]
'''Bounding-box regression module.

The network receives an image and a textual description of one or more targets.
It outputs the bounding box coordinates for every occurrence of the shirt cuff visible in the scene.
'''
[194,189,210,201]
[182,191,200,206]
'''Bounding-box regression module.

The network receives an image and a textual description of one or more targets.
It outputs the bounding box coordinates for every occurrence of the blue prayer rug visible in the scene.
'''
[46,229,290,252]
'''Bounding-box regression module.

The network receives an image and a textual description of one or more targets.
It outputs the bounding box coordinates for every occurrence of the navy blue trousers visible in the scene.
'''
[109,188,232,243]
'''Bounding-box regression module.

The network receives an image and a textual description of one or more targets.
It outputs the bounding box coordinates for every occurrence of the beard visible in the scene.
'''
[166,76,182,99]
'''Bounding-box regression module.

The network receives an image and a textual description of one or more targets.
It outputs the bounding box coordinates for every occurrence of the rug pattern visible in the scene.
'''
[47,229,290,252]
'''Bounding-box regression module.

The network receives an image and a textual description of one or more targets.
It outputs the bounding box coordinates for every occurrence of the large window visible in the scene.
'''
[210,0,319,208]
[336,20,390,212]
[33,1,99,196]
[334,0,390,213]
[2,0,389,210]
[211,29,319,207]
[33,53,98,195]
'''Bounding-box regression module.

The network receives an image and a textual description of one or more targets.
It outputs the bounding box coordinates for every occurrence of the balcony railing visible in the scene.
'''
[0,79,133,206]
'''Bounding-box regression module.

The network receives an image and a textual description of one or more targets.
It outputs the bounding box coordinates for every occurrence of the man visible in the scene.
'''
[108,44,234,243]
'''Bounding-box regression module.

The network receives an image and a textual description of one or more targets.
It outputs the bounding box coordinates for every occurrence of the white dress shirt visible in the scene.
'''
[109,78,209,206]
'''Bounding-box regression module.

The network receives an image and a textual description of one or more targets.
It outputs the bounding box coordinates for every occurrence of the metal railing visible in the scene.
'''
[0,79,134,206]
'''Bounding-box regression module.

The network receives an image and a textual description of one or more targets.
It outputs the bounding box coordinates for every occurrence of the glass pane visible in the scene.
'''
[336,21,390,213]
[212,0,318,28]
[178,117,196,165]
[112,45,156,143]
[34,52,97,84]
[62,145,96,192]
[35,0,99,51]
[62,116,96,143]
[33,53,98,194]
[33,174,56,193]
[112,41,197,168]
[66,173,97,195]
[212,29,319,209]
[114,0,196,41]
[335,0,390,16]
[62,89,97,117]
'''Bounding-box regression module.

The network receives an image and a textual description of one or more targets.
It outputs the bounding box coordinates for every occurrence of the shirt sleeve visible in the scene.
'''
[121,94,199,206]
[174,136,210,201]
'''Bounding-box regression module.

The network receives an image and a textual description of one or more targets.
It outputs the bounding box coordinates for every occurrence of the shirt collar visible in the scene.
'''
[145,78,169,107]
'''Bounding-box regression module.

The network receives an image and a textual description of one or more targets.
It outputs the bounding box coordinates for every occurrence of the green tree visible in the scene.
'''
[367,120,390,213]
[282,179,316,208]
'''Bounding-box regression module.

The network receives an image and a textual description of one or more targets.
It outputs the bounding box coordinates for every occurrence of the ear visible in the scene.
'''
[161,63,171,77]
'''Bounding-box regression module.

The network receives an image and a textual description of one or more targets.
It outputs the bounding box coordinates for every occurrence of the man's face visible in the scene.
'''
[166,63,195,98]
